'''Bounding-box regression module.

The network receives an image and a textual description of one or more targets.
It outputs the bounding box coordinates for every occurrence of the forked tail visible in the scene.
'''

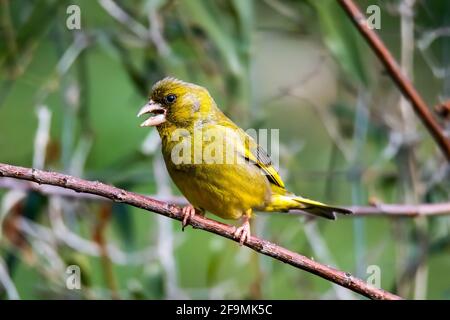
[290,196,352,220]
[265,191,352,220]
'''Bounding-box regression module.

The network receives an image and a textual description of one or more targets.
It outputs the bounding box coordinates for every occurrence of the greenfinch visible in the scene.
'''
[138,77,351,244]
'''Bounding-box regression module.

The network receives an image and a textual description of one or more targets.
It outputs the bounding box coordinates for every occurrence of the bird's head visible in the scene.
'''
[138,77,216,128]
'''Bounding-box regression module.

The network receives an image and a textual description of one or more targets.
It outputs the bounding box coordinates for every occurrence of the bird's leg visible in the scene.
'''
[234,210,252,245]
[181,205,202,231]
[181,205,196,231]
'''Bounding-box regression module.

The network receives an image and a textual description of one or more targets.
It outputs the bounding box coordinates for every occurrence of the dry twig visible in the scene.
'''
[338,0,450,161]
[0,163,402,300]
[2,177,448,217]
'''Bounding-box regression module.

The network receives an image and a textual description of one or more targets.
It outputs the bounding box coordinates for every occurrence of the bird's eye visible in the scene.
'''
[165,94,177,104]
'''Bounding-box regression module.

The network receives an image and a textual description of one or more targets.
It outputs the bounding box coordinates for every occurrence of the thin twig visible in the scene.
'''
[33,105,52,170]
[0,256,20,300]
[0,163,402,300]
[153,153,185,299]
[0,177,186,204]
[19,213,157,266]
[98,0,149,40]
[337,0,450,161]
[343,203,450,217]
[147,3,172,57]
[398,0,429,300]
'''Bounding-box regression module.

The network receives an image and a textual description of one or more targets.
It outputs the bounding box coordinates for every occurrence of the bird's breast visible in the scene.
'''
[160,137,271,219]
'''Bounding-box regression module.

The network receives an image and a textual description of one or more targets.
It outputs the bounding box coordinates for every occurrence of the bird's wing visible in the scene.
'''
[242,134,285,189]
[207,118,286,189]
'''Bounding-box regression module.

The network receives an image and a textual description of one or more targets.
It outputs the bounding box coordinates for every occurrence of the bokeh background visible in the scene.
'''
[0,0,449,299]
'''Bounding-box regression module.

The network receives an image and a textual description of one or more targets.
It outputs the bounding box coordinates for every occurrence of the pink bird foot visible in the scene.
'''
[234,215,251,245]
[181,205,196,231]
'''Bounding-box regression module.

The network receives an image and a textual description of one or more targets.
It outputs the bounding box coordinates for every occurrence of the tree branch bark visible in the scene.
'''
[346,203,450,217]
[2,177,448,217]
[0,162,402,300]
[337,0,450,161]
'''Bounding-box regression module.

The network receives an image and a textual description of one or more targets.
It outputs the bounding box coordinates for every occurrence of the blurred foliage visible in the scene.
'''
[0,0,449,300]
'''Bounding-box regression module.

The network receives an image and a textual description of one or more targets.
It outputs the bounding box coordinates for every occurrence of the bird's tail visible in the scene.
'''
[265,190,352,220]
[290,196,352,220]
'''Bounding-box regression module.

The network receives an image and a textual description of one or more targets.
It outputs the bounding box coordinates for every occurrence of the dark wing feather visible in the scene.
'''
[243,131,285,188]
[213,120,286,189]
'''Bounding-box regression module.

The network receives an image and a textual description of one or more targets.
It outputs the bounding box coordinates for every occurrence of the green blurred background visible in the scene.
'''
[0,0,449,299]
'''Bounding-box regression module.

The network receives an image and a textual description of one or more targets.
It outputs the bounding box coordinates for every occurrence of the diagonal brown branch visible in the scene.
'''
[337,0,450,161]
[0,162,402,300]
[1,177,449,217]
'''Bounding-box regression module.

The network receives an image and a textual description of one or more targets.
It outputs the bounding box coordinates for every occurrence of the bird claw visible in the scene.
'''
[234,220,251,245]
[181,205,196,231]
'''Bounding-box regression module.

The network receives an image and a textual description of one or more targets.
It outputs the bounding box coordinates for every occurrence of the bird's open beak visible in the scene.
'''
[137,100,167,127]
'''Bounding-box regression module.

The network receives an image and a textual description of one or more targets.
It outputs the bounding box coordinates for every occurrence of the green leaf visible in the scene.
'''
[0,0,59,64]
[179,0,243,76]
[310,0,370,87]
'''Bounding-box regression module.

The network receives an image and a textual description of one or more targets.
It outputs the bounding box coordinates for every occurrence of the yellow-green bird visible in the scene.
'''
[138,77,351,244]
